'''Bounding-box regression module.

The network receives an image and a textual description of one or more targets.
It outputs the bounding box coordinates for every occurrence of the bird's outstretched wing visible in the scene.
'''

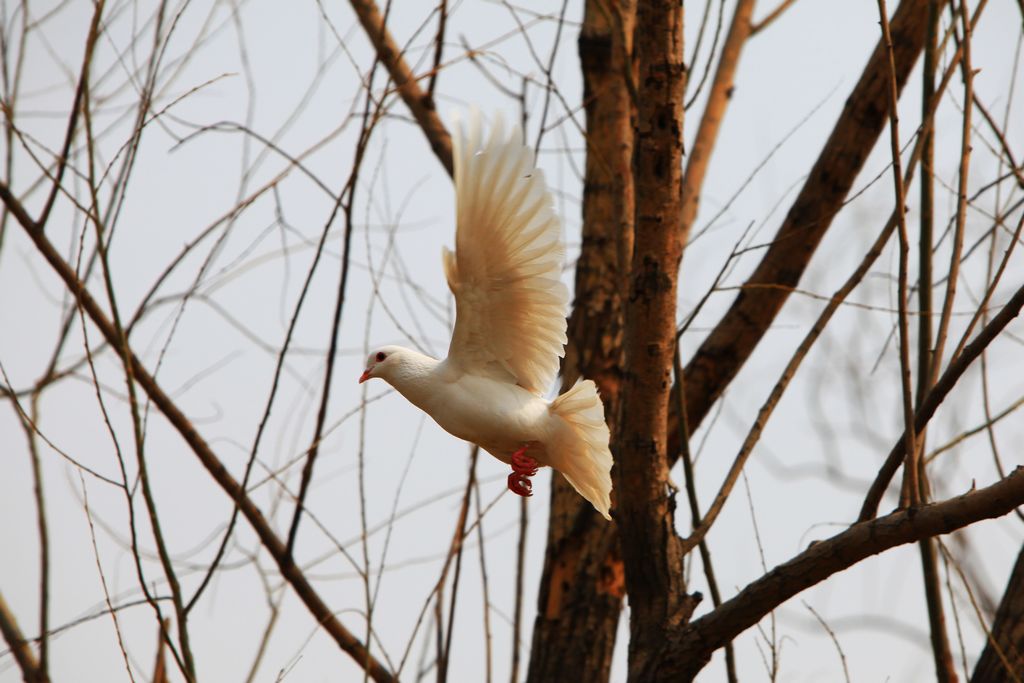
[443,111,569,395]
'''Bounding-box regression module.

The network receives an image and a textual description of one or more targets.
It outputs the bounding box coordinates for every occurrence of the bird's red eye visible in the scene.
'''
[375,352,386,362]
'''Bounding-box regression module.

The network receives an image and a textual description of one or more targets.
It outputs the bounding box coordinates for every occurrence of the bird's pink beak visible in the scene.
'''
[358,368,372,384]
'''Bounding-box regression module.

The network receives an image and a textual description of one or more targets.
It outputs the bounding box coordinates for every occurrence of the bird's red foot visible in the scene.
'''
[508,446,539,497]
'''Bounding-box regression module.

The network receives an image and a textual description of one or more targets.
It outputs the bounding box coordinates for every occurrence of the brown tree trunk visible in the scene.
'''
[527,0,942,679]
[972,543,1024,681]
[526,2,634,681]
[615,1,696,680]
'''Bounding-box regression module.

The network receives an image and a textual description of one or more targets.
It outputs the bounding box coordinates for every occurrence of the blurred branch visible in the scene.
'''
[0,590,48,683]
[750,0,799,36]
[152,618,169,683]
[680,0,755,238]
[349,0,453,174]
[0,183,397,683]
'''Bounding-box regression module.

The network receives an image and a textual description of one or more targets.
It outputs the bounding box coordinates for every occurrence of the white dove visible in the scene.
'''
[358,111,614,520]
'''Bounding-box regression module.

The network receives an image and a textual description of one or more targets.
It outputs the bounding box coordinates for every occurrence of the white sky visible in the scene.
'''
[2,1,1023,681]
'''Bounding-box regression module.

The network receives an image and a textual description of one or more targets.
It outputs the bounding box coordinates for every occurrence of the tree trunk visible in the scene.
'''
[528,0,945,679]
[526,2,634,681]
[615,1,695,680]
[972,543,1024,681]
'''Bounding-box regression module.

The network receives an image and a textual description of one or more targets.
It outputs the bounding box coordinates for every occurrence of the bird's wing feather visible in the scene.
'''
[445,111,569,395]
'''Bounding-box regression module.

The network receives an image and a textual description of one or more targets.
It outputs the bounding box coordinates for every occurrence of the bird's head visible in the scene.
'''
[359,345,406,384]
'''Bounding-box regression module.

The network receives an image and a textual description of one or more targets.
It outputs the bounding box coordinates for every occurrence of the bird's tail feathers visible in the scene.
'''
[548,380,613,520]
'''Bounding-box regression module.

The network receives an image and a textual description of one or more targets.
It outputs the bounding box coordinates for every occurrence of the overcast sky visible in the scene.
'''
[2,1,1023,681]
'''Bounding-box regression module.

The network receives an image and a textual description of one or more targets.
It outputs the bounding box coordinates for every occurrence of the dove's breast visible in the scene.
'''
[420,371,554,464]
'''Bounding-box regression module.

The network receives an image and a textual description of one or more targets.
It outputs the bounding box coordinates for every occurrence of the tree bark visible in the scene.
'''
[615,1,696,680]
[526,3,634,681]
[972,543,1024,682]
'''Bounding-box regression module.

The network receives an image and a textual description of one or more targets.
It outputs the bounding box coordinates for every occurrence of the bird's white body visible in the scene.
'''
[372,349,553,463]
[361,111,614,519]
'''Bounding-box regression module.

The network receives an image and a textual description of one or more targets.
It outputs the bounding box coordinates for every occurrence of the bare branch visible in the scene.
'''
[682,0,937,433]
[680,0,755,239]
[660,466,1024,680]
[875,0,919,509]
[860,277,1024,521]
[348,0,453,174]
[0,183,397,683]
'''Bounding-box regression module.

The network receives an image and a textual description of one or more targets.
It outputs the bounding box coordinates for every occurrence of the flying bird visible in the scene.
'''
[359,111,613,520]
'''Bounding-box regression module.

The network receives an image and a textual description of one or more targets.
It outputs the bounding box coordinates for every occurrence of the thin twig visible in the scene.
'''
[78,471,136,683]
[683,0,727,110]
[929,0,976,395]
[804,602,852,683]
[937,540,1021,683]
[20,395,50,683]
[673,345,736,682]
[927,393,1024,462]
[911,5,958,675]
[876,0,919,509]
[439,449,478,682]
[473,476,494,683]
[510,496,528,683]
[750,0,800,36]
